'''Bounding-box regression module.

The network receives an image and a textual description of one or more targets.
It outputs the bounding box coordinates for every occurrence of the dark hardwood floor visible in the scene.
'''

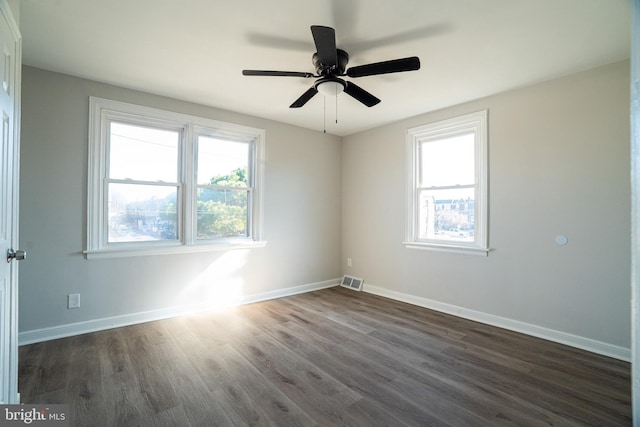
[18,287,631,426]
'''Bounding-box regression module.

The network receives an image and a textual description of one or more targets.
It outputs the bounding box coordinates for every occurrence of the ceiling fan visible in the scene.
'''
[242,25,421,108]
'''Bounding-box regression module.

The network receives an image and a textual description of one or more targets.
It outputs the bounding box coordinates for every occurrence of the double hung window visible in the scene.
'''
[86,97,265,258]
[405,110,488,254]
[195,134,252,240]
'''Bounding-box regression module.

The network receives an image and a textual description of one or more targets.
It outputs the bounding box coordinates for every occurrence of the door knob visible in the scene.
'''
[6,249,26,263]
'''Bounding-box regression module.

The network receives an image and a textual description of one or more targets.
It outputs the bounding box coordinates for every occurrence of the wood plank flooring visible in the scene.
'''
[18,287,631,426]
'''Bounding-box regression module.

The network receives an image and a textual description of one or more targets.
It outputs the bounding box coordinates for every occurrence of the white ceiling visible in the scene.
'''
[19,0,631,136]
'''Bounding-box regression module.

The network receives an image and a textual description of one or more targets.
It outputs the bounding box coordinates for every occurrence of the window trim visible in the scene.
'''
[404,110,489,255]
[86,97,266,259]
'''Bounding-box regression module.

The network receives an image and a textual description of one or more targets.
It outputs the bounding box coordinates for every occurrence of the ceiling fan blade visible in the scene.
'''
[346,56,420,78]
[243,70,315,78]
[290,87,319,108]
[343,81,381,107]
[310,25,337,68]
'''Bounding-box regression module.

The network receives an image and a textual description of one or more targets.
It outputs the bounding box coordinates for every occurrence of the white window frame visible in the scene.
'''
[86,97,266,259]
[404,110,489,255]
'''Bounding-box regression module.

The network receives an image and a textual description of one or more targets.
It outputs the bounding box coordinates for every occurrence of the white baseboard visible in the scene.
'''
[21,279,629,362]
[18,279,340,346]
[363,284,631,362]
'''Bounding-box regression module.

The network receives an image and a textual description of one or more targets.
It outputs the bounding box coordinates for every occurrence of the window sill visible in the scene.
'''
[84,240,267,260]
[403,241,490,256]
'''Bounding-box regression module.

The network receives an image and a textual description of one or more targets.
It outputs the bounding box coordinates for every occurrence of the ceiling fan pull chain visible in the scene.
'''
[323,96,327,134]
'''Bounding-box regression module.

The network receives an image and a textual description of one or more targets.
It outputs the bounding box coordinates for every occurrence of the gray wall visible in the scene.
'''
[342,60,631,351]
[19,66,342,333]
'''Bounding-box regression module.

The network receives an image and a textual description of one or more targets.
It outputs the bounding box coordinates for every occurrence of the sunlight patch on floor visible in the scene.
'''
[180,249,249,312]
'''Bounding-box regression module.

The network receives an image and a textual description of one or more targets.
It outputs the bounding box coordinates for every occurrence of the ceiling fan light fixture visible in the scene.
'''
[316,80,345,97]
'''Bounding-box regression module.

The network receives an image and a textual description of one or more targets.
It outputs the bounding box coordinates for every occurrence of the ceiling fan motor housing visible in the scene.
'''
[313,49,349,76]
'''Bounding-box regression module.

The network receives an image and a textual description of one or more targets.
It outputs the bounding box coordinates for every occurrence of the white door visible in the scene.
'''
[0,0,21,405]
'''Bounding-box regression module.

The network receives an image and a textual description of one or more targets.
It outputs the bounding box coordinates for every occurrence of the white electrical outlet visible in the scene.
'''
[347,258,352,267]
[68,293,80,309]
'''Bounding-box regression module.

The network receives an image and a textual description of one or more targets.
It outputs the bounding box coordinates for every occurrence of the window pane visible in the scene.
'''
[196,188,248,239]
[109,122,179,182]
[197,136,249,186]
[418,187,475,242]
[108,183,178,242]
[420,133,475,187]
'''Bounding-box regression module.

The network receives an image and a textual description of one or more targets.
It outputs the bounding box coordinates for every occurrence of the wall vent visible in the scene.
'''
[340,275,364,291]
